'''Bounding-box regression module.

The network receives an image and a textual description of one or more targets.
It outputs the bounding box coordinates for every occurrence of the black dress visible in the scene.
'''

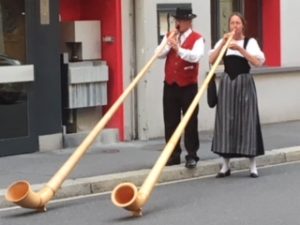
[211,38,264,158]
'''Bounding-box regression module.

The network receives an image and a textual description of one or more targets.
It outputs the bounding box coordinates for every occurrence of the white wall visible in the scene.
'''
[122,0,300,141]
[122,0,137,140]
[255,71,300,123]
[135,0,212,140]
[281,1,300,66]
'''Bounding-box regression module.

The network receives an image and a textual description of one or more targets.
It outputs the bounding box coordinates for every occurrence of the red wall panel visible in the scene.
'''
[60,0,124,140]
[60,0,82,20]
[262,0,281,66]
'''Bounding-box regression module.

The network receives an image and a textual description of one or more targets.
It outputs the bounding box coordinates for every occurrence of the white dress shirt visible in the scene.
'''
[156,28,204,63]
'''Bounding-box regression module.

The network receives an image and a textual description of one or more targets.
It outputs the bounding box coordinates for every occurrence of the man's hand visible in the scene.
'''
[168,37,179,52]
[167,30,180,52]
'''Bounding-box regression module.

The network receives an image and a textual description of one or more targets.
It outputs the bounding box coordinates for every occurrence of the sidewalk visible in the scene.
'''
[1,120,300,208]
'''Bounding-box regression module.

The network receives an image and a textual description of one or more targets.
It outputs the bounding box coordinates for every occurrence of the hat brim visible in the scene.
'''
[172,14,197,20]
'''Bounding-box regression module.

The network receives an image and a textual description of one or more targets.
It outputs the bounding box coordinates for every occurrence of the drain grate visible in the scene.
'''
[100,149,120,154]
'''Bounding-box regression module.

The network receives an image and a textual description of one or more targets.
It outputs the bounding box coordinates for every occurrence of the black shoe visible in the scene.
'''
[216,169,231,178]
[185,158,197,169]
[250,172,259,178]
[166,157,181,166]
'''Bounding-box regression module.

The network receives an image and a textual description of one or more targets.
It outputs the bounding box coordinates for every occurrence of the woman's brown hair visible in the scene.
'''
[228,12,247,33]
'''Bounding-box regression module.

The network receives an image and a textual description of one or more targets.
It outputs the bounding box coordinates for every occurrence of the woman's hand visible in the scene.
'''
[223,32,232,41]
[228,42,242,51]
[222,31,235,46]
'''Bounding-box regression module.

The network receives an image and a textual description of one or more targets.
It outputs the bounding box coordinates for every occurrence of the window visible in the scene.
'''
[156,3,192,44]
[210,0,262,48]
[0,0,27,137]
[0,0,26,63]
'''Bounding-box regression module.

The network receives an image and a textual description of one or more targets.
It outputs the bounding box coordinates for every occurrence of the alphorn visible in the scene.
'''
[111,32,234,216]
[5,31,177,212]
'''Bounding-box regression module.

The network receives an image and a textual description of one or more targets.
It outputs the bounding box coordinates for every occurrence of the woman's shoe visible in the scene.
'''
[250,172,259,178]
[216,169,231,178]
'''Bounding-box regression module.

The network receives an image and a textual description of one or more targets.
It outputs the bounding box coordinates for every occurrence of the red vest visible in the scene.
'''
[165,31,202,87]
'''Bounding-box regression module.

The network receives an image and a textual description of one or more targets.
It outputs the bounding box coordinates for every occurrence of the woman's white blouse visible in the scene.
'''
[209,38,266,66]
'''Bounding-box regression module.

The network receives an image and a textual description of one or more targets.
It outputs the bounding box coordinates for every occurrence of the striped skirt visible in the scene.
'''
[211,73,264,158]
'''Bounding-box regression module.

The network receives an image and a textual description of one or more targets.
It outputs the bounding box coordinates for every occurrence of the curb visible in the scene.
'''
[1,146,300,209]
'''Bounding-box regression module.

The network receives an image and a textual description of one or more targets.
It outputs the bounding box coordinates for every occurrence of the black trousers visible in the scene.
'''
[163,82,199,160]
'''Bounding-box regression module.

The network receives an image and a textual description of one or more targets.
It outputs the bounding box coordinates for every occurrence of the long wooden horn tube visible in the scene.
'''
[5,32,175,212]
[111,32,234,216]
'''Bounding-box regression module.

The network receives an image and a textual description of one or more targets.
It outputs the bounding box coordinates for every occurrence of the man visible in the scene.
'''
[156,7,204,168]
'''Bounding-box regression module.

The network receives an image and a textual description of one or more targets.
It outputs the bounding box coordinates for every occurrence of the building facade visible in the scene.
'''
[126,0,300,140]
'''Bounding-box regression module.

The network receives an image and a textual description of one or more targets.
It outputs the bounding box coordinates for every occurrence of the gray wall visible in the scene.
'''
[26,0,62,143]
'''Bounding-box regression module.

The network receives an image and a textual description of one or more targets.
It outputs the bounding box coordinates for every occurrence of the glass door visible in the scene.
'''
[0,0,38,157]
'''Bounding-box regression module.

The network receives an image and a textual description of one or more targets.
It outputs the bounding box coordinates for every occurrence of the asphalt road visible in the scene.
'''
[1,161,300,225]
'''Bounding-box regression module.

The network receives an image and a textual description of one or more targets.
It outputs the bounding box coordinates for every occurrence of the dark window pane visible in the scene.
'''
[210,0,262,48]
[156,3,192,44]
[0,0,26,63]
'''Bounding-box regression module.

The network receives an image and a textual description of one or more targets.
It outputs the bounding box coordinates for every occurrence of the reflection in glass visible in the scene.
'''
[0,0,26,63]
[219,0,234,35]
[158,12,175,37]
[0,55,24,105]
[156,3,191,44]
[0,0,28,139]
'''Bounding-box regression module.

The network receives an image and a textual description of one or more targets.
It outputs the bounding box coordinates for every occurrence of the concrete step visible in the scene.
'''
[63,128,120,148]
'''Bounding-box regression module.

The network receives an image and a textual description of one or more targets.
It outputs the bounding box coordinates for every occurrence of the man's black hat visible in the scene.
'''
[172,8,197,20]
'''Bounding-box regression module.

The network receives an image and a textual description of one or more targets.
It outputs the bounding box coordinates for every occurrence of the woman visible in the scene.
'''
[209,12,265,178]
